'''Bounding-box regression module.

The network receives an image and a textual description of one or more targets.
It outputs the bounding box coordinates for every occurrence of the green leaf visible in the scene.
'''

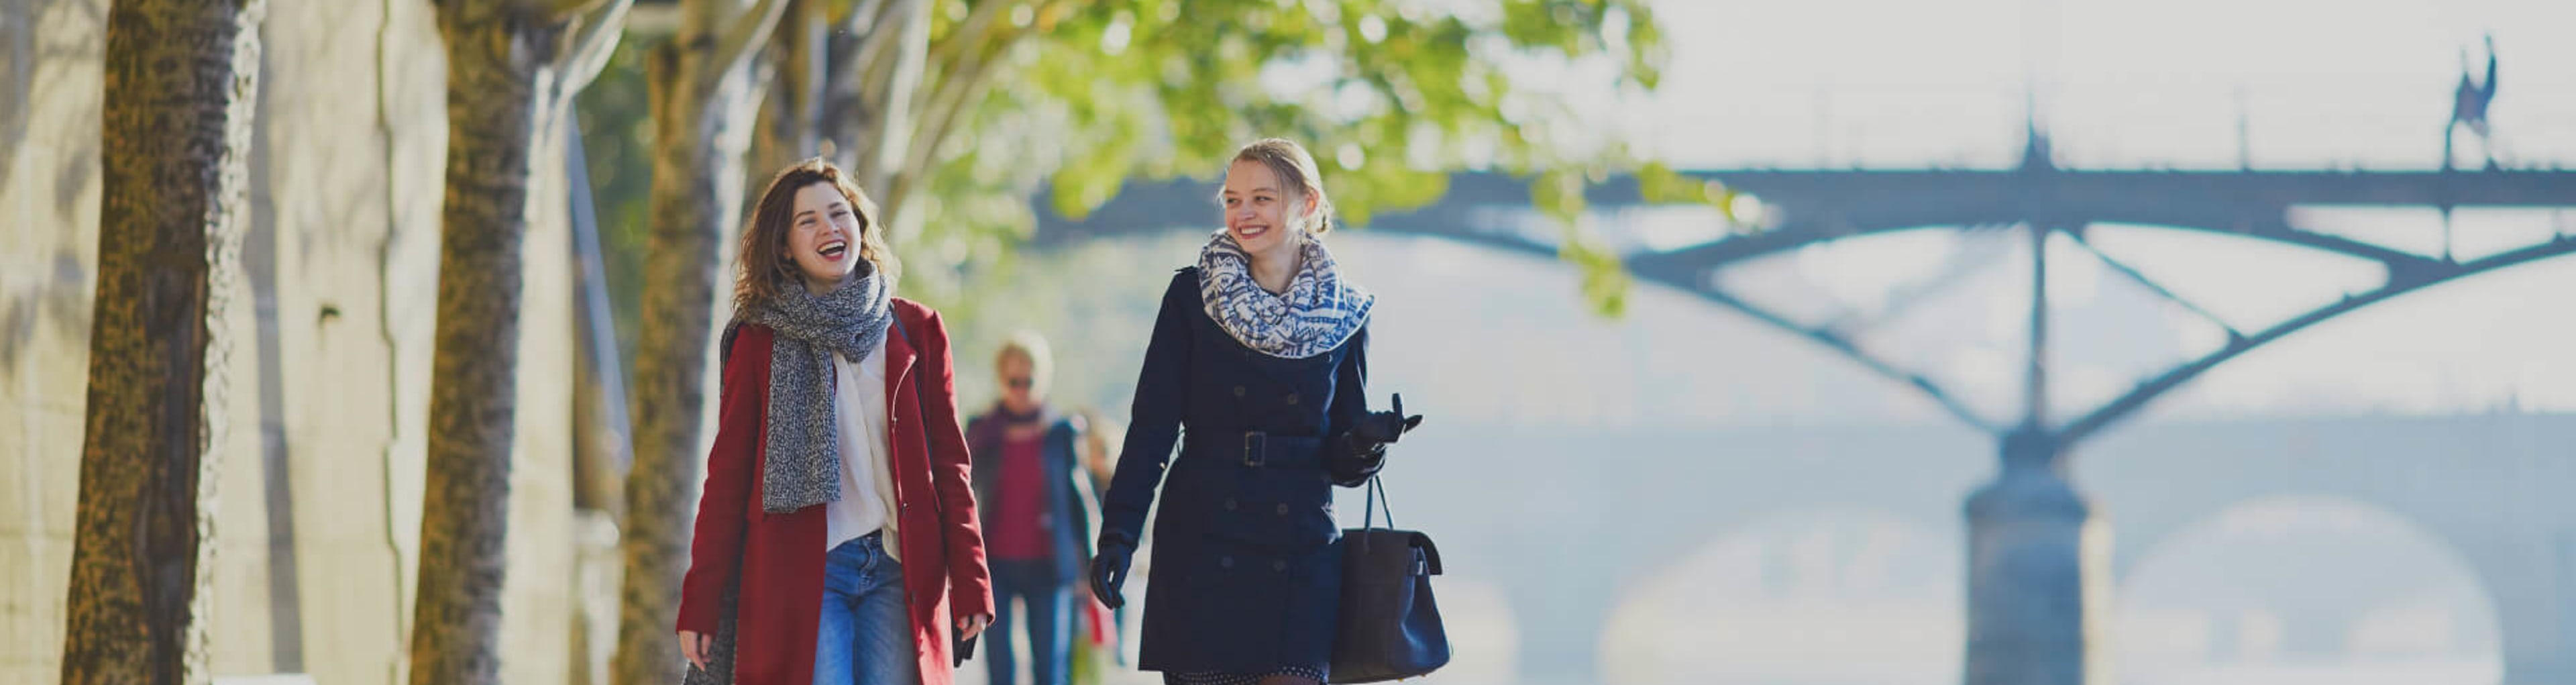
[1560,232,1630,319]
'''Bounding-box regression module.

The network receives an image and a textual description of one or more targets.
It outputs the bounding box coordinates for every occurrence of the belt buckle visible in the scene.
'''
[1242,431,1268,468]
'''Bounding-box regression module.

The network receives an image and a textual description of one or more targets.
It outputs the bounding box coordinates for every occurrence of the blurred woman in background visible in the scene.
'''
[965,331,1103,685]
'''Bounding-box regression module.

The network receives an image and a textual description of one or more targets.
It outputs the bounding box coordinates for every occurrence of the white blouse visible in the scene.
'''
[824,331,902,560]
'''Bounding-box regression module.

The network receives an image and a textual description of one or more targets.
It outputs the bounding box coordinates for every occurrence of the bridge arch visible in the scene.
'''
[2114,494,2503,685]
[2079,414,2576,685]
[1596,505,1964,685]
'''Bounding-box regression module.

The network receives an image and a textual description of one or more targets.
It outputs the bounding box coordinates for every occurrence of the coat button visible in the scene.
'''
[1275,503,1289,515]
[1224,498,1238,511]
[1272,560,1287,572]
[1285,393,1299,405]
[1220,556,1234,569]
[1232,385,1246,398]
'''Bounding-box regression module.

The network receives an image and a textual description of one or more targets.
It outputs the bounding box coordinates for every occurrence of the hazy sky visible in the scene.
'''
[1519,0,2576,419]
[1626,0,2576,168]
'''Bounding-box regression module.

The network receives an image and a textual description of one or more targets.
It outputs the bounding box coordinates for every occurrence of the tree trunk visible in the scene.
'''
[59,1,264,682]
[410,4,563,684]
[613,3,782,681]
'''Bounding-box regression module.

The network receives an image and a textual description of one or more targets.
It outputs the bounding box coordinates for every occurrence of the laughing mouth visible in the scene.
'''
[818,240,848,259]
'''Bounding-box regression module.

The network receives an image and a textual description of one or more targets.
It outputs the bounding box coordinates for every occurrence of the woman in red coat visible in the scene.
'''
[677,159,996,685]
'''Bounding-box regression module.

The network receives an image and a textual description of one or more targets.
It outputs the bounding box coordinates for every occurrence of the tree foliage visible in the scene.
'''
[584,0,1675,324]
[900,0,1672,313]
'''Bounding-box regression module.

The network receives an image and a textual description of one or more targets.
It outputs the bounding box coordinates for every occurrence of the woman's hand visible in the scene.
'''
[1091,531,1137,609]
[957,613,994,640]
[678,629,713,672]
[1351,393,1424,445]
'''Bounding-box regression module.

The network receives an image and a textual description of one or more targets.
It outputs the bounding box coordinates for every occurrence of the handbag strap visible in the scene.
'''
[1363,475,1395,531]
[1356,476,1440,576]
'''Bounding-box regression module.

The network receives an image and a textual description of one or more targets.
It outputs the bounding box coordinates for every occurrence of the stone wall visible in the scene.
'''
[2,1,586,682]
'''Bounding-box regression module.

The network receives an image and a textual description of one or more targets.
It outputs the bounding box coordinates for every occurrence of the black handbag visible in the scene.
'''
[1328,476,1449,684]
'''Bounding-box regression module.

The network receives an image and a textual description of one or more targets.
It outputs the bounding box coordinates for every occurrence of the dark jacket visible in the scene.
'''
[965,408,1097,584]
[1098,268,1379,674]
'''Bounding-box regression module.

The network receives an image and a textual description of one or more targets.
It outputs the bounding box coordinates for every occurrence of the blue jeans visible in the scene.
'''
[816,532,916,685]
[985,559,1072,685]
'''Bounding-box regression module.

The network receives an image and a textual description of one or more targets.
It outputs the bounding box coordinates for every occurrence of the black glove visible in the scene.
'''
[1331,394,1424,485]
[1352,393,1424,446]
[1091,531,1136,610]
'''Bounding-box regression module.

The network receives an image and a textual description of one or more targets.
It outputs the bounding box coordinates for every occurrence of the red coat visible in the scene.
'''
[677,299,995,685]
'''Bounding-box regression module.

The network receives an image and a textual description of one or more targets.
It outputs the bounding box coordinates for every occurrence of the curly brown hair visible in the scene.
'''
[734,158,901,315]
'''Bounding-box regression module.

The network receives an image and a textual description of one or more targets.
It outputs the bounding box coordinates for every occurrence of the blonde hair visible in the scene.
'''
[995,330,1053,395]
[734,159,900,315]
[1228,138,1336,236]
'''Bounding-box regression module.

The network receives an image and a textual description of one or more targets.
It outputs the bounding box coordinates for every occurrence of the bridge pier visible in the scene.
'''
[1964,429,2111,685]
[2495,530,2576,685]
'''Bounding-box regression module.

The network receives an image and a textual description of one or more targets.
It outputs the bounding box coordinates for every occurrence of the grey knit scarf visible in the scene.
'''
[1198,231,1373,359]
[743,265,892,513]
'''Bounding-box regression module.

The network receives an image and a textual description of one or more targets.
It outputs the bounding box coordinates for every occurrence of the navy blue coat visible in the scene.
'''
[1099,268,1378,675]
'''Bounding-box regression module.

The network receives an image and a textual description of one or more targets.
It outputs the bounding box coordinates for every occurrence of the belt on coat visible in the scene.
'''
[1185,430,1326,468]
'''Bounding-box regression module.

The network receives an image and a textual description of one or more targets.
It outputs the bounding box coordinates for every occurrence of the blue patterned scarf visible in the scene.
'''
[1197,231,1373,359]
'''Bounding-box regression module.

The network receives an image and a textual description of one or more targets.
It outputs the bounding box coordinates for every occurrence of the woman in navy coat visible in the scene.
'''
[1089,138,1421,685]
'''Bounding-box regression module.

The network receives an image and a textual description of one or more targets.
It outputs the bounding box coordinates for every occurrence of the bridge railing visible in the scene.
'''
[1646,78,2576,171]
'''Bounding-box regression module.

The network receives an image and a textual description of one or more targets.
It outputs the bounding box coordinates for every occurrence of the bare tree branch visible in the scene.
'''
[707,0,790,87]
[818,0,899,119]
[852,0,914,103]
[816,0,922,183]
[904,0,1063,163]
[553,0,634,97]
[879,62,991,219]
[749,0,829,185]
[547,0,614,21]
[924,0,1014,85]
[850,0,928,191]
[837,0,891,33]
[785,0,828,154]
[881,1,1064,216]
[904,0,1029,141]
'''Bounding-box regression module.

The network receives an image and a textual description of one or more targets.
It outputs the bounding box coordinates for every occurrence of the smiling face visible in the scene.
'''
[784,182,862,293]
[1220,159,1317,260]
